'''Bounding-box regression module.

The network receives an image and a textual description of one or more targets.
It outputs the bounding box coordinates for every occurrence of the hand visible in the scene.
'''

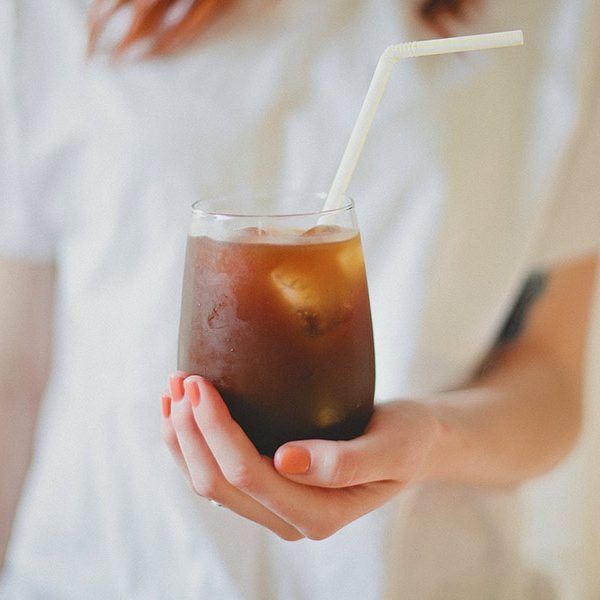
[161,372,443,541]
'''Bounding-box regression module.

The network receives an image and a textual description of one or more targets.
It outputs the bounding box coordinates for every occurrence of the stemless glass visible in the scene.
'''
[177,192,375,457]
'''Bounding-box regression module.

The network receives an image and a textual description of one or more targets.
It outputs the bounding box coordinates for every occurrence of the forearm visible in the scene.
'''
[425,254,597,488]
[426,342,582,487]
[0,258,54,571]
[0,382,42,571]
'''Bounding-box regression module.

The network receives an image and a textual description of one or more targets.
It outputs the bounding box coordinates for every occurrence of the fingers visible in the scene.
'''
[161,393,193,487]
[170,377,227,502]
[274,440,360,488]
[273,402,441,488]
[188,378,359,538]
[161,373,303,541]
[189,378,295,496]
[272,409,392,488]
[169,371,188,403]
[162,374,424,541]
[273,436,389,488]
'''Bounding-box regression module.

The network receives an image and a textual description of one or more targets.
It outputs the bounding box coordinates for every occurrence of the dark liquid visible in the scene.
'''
[178,226,375,456]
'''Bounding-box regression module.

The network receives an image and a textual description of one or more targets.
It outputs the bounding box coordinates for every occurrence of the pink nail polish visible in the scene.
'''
[276,446,311,474]
[161,394,171,418]
[185,380,200,407]
[169,374,185,402]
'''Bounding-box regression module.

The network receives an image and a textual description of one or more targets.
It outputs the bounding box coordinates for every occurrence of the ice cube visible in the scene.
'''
[336,243,364,279]
[270,266,317,309]
[316,404,343,428]
[270,266,351,336]
[300,225,340,238]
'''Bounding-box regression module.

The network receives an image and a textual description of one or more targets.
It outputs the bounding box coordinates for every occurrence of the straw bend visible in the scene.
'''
[323,30,524,212]
[388,30,524,62]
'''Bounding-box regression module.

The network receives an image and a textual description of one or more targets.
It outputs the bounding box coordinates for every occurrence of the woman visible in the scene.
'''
[1,0,598,597]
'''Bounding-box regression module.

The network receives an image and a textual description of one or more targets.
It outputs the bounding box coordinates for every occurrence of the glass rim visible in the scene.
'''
[190,191,354,219]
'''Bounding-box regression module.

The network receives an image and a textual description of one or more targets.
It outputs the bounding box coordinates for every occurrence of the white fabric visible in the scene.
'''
[1,0,599,598]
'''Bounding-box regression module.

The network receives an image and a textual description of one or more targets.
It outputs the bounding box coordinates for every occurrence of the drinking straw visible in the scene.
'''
[323,30,524,212]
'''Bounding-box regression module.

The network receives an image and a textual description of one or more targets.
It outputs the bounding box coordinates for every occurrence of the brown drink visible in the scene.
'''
[178,194,375,457]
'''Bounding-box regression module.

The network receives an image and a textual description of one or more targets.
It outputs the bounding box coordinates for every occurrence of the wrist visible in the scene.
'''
[420,399,470,484]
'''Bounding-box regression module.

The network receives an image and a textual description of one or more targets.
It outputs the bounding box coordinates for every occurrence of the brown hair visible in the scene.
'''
[88,0,480,58]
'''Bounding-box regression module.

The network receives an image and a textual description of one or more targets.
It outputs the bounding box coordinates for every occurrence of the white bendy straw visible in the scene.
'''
[322,30,524,212]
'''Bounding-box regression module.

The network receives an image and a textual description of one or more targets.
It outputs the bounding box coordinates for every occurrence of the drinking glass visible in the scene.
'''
[177,192,375,457]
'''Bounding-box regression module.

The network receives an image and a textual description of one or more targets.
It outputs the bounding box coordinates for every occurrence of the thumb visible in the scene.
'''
[273,435,387,488]
[273,401,441,488]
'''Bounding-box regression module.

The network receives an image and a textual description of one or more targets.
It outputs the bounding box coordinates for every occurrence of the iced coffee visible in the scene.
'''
[178,194,375,456]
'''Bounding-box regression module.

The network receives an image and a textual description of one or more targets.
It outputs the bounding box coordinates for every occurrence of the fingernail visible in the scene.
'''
[169,373,185,402]
[185,379,200,407]
[276,446,311,475]
[161,394,171,418]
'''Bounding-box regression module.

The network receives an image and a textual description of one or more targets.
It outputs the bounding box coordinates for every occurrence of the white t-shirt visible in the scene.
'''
[1,1,599,598]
